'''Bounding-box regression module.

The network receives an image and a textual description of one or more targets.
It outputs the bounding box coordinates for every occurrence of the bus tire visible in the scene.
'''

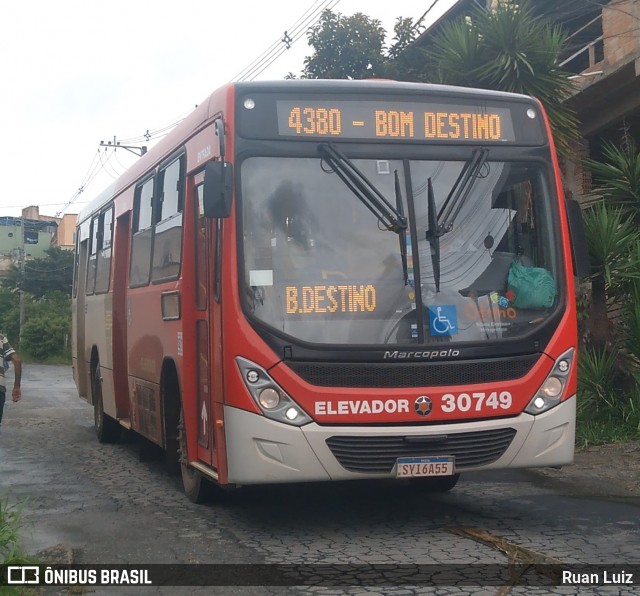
[178,409,213,503]
[410,473,460,493]
[92,364,120,444]
[162,366,181,476]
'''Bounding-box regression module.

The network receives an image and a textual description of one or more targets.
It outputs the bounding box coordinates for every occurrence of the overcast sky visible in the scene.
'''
[1,0,456,218]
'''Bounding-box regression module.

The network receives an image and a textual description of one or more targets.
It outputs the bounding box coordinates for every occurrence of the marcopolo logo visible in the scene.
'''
[383,349,460,360]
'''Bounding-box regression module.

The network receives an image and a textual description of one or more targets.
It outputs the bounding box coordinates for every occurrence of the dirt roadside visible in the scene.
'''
[527,440,640,499]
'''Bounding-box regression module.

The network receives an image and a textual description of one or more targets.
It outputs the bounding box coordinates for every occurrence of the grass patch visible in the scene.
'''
[575,344,640,447]
[0,497,35,593]
[576,391,640,447]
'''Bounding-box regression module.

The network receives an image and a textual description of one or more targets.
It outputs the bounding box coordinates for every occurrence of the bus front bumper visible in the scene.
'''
[223,397,575,485]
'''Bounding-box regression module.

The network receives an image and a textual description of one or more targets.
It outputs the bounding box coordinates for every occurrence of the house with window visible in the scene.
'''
[0,207,77,277]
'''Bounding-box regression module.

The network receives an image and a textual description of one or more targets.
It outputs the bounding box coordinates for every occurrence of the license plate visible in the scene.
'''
[396,456,455,478]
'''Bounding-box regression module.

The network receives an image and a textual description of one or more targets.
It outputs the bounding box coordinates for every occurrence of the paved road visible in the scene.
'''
[1,365,639,595]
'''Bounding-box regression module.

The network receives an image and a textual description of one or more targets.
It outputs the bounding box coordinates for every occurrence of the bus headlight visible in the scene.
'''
[236,357,312,427]
[525,348,575,415]
[258,388,280,409]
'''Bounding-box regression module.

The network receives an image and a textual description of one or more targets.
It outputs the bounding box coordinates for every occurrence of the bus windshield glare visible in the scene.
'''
[241,153,559,346]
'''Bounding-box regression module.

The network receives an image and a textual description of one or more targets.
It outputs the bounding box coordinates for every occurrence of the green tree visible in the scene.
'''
[382,17,428,81]
[422,0,579,156]
[303,10,387,79]
[0,288,19,342]
[302,10,424,81]
[2,246,74,299]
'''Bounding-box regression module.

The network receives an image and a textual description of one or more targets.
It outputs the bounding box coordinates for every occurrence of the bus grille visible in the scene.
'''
[286,355,538,388]
[325,428,517,473]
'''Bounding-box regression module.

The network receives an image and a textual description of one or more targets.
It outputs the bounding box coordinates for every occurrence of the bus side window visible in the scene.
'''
[86,216,99,296]
[152,155,184,283]
[130,176,155,288]
[94,206,113,294]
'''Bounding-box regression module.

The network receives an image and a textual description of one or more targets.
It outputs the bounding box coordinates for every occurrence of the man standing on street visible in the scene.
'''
[0,332,21,429]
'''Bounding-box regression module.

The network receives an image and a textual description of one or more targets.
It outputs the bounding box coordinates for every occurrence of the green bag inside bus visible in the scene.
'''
[507,259,557,309]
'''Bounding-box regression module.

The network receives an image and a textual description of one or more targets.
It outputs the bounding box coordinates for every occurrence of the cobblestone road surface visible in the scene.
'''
[0,365,639,595]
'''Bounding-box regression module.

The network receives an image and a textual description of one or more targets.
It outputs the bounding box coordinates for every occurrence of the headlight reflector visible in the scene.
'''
[258,388,280,409]
[541,376,563,398]
[525,348,575,415]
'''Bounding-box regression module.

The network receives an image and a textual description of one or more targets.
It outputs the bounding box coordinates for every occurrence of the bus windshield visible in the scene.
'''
[240,153,559,346]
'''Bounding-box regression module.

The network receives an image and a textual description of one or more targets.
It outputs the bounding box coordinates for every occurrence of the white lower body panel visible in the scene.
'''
[223,397,575,485]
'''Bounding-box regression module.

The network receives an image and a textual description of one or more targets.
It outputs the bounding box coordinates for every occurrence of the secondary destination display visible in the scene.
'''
[276,100,517,142]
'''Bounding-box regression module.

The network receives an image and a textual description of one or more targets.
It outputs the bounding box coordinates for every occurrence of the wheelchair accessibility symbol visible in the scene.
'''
[428,305,458,336]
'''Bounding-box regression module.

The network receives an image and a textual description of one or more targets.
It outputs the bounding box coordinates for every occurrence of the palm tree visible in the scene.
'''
[584,141,640,351]
[422,0,579,157]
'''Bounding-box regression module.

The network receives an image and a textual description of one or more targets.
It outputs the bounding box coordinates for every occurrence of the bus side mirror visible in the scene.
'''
[203,161,233,218]
[565,198,591,279]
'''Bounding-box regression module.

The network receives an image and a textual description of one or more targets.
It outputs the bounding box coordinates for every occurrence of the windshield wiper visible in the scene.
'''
[425,177,443,292]
[394,170,408,285]
[318,144,407,234]
[425,148,489,292]
[439,147,489,231]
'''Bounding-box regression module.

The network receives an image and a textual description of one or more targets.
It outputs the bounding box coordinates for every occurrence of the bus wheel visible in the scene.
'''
[410,473,460,493]
[92,364,120,443]
[178,410,213,503]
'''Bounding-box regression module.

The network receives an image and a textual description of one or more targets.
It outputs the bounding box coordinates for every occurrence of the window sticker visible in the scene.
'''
[428,305,458,336]
[249,270,274,286]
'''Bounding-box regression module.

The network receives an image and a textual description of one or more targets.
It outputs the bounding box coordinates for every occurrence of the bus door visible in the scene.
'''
[193,172,220,467]
[112,211,131,423]
[73,236,89,398]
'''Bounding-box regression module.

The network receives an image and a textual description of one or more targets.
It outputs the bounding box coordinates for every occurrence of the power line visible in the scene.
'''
[232,0,331,80]
[234,0,341,81]
[59,2,347,215]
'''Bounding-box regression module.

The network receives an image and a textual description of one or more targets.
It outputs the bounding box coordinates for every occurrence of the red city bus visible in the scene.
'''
[72,80,589,502]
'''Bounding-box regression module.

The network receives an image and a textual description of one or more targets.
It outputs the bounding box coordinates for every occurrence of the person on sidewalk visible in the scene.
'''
[0,332,22,429]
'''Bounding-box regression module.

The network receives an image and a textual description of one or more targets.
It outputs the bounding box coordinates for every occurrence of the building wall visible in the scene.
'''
[55,213,77,249]
[0,223,53,276]
[602,0,640,67]
[0,207,78,276]
[19,206,77,250]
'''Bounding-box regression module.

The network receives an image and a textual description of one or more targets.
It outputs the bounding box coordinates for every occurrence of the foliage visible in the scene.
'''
[0,289,71,361]
[0,288,20,342]
[423,1,580,156]
[577,346,620,407]
[2,246,74,299]
[576,345,640,445]
[0,498,32,567]
[579,129,640,445]
[582,202,640,292]
[623,279,640,371]
[382,17,427,81]
[303,10,387,79]
[20,293,71,361]
[585,140,640,224]
[302,9,425,81]
[0,246,73,359]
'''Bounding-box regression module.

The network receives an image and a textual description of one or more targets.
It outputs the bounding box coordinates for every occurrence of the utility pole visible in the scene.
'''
[18,217,25,347]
